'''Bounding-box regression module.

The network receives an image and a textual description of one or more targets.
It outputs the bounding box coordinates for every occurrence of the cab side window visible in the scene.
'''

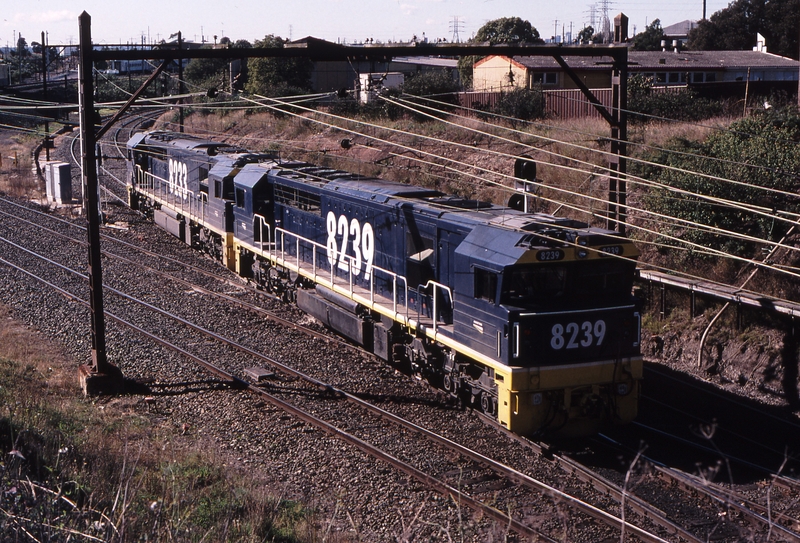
[474,267,497,303]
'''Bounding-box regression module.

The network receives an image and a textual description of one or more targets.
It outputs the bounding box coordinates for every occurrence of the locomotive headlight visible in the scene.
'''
[577,249,588,258]
[532,393,543,405]
[616,383,630,396]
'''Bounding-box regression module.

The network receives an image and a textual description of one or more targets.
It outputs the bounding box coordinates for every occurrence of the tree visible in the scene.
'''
[16,35,29,57]
[577,26,595,44]
[763,0,800,58]
[245,35,313,96]
[402,70,460,98]
[687,0,757,51]
[458,17,543,89]
[632,19,665,51]
[184,40,252,92]
[474,17,541,45]
[686,0,800,58]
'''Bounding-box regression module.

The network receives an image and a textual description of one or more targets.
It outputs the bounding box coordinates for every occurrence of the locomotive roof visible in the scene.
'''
[137,131,249,155]
[275,161,600,237]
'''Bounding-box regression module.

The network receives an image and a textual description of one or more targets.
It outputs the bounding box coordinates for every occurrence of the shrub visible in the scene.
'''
[636,105,800,260]
[628,74,723,123]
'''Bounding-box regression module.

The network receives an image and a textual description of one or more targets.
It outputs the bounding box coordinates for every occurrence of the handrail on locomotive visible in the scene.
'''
[252,214,454,337]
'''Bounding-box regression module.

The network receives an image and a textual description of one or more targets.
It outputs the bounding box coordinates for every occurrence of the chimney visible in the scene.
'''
[614,13,629,43]
[673,39,680,52]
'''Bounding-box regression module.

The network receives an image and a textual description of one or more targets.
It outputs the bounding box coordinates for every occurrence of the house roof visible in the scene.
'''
[392,56,458,68]
[478,50,800,71]
[662,20,698,37]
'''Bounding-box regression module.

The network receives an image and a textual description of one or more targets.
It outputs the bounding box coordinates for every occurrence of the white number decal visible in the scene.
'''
[349,218,362,275]
[594,320,606,346]
[362,222,374,275]
[326,212,338,266]
[566,322,580,349]
[168,158,189,200]
[550,324,564,350]
[336,214,350,272]
[325,211,375,277]
[550,319,607,350]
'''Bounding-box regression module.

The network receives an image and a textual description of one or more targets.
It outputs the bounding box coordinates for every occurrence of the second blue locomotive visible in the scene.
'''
[126,130,642,436]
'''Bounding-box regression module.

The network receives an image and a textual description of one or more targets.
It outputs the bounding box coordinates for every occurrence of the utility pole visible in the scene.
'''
[178,31,184,133]
[77,11,122,394]
[42,31,50,161]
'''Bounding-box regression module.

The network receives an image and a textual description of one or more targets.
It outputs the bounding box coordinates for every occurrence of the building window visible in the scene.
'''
[532,72,557,85]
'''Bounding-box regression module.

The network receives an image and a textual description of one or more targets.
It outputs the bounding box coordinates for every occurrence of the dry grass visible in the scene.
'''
[0,302,332,542]
[0,132,40,198]
[162,107,637,228]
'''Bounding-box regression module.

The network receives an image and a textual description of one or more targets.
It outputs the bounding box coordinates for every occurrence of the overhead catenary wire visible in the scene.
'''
[114,84,800,258]
[390,94,800,214]
[148,89,798,265]
[192,93,800,286]
[11,66,794,303]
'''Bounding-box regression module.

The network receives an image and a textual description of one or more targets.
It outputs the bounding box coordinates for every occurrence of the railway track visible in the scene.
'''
[0,205,681,542]
[0,113,793,540]
[3,188,799,541]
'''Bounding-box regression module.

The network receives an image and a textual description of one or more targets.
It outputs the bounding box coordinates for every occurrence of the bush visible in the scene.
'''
[628,74,723,123]
[636,105,800,260]
[493,87,545,122]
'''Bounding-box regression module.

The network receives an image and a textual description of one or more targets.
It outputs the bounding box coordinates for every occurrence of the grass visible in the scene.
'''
[0,303,328,542]
[0,131,40,199]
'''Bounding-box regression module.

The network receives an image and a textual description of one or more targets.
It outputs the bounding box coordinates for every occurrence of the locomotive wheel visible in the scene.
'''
[282,288,297,304]
[442,373,453,393]
[480,392,490,414]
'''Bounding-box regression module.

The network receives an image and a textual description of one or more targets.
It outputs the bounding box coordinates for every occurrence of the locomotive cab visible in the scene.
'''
[453,224,642,435]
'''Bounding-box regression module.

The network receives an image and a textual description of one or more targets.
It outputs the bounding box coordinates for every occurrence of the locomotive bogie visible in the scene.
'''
[126,131,643,437]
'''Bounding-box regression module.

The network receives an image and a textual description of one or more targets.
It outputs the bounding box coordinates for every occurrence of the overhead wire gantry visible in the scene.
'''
[75,10,630,390]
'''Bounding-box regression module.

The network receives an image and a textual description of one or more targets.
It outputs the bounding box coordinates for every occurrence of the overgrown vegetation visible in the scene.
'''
[0,131,38,198]
[627,74,724,123]
[633,105,800,276]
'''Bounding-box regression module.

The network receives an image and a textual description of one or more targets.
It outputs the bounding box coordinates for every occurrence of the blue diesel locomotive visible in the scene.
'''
[126,130,642,436]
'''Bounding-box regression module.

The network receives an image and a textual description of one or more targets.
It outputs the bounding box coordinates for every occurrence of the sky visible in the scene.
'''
[2,0,732,49]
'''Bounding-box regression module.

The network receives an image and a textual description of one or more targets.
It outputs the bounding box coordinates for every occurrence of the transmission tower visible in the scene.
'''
[450,16,464,42]
[587,4,598,31]
[599,0,612,42]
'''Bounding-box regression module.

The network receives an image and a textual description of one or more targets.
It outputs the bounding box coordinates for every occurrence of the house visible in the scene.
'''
[472,46,800,94]
[472,13,799,96]
[662,20,697,44]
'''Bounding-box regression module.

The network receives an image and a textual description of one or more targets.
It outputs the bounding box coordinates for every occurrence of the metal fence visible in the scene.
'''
[458,87,683,120]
